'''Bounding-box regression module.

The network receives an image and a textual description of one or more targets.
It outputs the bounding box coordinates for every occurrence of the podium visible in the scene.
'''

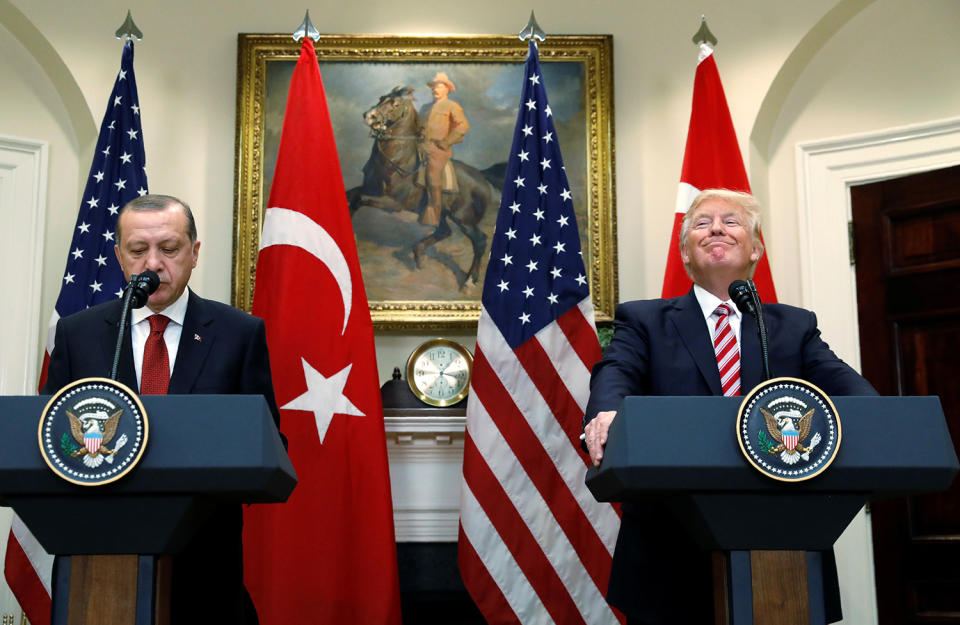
[586,395,959,624]
[0,394,296,625]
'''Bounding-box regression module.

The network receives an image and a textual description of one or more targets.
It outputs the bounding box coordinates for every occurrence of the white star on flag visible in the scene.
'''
[282,358,365,444]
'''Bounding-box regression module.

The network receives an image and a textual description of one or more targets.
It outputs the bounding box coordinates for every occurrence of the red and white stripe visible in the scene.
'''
[3,312,58,625]
[5,516,52,625]
[713,304,741,397]
[459,298,623,624]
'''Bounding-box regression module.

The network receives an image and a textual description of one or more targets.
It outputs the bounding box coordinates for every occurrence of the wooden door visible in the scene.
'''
[851,164,960,624]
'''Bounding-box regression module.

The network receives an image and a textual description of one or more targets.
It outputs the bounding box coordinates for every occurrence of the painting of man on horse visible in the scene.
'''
[259,57,591,306]
[346,78,503,290]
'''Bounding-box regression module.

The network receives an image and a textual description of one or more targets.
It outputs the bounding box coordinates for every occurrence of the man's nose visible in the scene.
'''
[143,249,163,271]
[709,217,725,233]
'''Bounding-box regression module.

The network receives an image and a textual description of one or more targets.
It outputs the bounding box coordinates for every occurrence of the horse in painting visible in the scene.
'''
[346,86,501,288]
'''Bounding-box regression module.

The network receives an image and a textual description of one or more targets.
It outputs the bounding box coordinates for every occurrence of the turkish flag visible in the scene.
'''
[661,44,777,302]
[242,38,402,624]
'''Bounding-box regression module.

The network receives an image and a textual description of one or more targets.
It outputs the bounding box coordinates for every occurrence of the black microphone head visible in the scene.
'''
[137,270,160,295]
[728,280,756,316]
[128,271,160,309]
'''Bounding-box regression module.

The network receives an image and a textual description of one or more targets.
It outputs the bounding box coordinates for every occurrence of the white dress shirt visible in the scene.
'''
[130,288,189,389]
[692,283,743,345]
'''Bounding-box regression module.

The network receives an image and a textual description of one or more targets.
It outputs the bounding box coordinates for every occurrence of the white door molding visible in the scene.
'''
[0,134,48,395]
[795,117,960,369]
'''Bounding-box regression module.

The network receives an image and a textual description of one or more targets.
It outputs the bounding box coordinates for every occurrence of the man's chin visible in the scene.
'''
[146,290,171,312]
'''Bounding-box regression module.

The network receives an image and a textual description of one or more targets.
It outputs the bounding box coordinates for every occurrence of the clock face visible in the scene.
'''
[406,339,473,407]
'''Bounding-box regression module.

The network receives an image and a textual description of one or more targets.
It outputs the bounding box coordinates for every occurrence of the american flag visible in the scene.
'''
[457,41,622,624]
[4,39,147,625]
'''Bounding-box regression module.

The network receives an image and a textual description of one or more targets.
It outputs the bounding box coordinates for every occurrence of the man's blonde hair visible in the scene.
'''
[679,188,764,254]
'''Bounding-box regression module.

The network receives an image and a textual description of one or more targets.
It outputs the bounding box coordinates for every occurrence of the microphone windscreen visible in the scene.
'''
[728,280,755,316]
[138,270,160,294]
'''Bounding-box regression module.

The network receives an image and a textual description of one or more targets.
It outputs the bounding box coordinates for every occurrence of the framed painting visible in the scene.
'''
[234,34,616,328]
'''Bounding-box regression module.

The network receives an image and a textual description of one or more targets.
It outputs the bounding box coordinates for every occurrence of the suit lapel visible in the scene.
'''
[670,289,724,395]
[103,301,138,389]
[739,310,762,391]
[168,290,215,394]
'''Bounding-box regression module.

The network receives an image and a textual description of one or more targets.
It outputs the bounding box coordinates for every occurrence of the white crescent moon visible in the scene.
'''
[259,207,352,334]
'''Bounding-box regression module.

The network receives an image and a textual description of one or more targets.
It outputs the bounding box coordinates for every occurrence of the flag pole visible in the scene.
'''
[114,10,143,42]
[518,10,546,45]
[691,15,717,47]
[292,10,320,42]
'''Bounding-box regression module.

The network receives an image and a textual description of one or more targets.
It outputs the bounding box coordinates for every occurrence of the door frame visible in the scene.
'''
[0,133,48,396]
[796,117,960,367]
[795,116,960,625]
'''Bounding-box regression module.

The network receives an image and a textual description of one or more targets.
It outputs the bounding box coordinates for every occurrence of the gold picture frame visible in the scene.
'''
[234,34,617,328]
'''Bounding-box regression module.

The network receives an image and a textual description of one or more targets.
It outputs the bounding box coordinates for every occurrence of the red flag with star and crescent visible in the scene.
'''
[242,38,402,624]
[661,43,777,302]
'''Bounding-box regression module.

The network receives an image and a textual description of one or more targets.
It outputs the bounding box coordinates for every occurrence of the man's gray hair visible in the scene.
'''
[117,194,197,243]
[678,188,764,255]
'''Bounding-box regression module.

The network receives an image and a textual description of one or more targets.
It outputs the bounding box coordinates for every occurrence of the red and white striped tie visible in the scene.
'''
[713,304,741,396]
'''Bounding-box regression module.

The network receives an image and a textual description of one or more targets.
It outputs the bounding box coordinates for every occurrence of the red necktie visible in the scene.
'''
[141,314,171,395]
[713,304,741,396]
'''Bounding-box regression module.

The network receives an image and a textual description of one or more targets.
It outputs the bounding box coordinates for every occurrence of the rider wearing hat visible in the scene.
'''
[418,71,470,226]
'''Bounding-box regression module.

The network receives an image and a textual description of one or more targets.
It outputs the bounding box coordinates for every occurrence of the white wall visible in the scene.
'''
[3,0,960,622]
[3,0,846,381]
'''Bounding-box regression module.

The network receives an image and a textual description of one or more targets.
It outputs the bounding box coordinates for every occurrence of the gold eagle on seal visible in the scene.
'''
[67,408,125,468]
[761,407,816,463]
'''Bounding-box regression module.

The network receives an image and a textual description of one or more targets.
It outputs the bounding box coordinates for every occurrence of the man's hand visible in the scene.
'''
[584,410,617,467]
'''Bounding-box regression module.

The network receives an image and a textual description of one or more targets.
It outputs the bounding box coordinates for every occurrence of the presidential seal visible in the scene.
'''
[39,377,148,486]
[736,377,841,482]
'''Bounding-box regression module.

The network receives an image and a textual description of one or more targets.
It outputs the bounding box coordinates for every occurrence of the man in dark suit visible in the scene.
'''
[42,194,279,624]
[583,189,876,625]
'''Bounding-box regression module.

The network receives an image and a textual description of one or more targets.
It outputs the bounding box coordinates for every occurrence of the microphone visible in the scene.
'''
[728,279,772,382]
[128,270,160,309]
[110,270,160,381]
[728,280,757,317]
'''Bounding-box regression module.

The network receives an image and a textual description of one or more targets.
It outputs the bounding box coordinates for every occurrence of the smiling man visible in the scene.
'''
[42,194,280,625]
[582,189,876,624]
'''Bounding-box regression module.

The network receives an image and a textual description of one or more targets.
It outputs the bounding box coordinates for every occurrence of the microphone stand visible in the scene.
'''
[747,279,771,381]
[110,274,139,381]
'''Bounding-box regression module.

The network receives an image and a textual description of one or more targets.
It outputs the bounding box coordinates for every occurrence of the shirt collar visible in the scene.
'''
[131,287,190,326]
[692,283,741,322]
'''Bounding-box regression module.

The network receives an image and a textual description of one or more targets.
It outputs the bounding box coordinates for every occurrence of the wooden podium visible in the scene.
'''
[586,395,959,625]
[0,394,296,625]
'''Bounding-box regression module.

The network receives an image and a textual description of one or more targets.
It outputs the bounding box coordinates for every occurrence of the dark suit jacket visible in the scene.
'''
[42,289,280,625]
[585,289,877,624]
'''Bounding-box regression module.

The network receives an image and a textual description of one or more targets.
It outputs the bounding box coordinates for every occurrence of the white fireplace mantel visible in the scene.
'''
[384,409,466,542]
